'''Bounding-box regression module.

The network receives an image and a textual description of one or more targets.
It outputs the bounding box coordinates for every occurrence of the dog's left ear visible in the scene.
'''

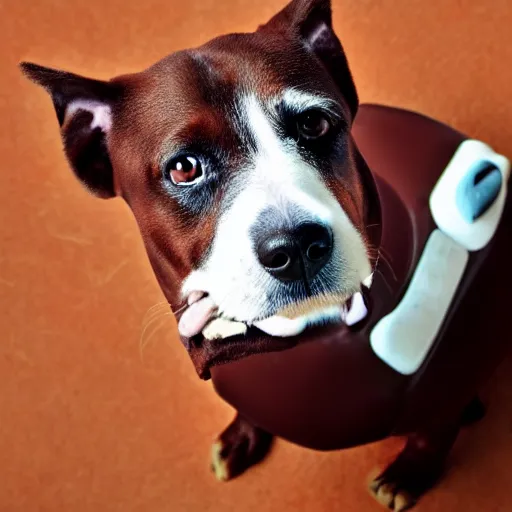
[20,62,122,198]
[259,0,358,118]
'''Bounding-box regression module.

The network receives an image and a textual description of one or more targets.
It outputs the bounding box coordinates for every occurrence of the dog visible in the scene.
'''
[21,0,488,509]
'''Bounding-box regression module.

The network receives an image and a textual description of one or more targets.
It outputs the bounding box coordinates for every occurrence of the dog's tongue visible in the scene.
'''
[178,296,217,338]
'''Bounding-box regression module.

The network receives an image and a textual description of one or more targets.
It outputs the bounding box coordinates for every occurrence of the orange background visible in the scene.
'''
[1,0,512,511]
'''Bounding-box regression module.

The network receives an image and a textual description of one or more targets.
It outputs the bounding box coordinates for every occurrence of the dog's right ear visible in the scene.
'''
[20,62,122,198]
[258,0,358,119]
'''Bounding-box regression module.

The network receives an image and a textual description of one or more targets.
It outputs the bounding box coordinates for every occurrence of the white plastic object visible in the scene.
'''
[430,139,510,251]
[370,229,468,375]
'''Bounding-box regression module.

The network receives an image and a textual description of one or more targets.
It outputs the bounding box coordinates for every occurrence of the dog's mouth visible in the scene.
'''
[178,288,370,342]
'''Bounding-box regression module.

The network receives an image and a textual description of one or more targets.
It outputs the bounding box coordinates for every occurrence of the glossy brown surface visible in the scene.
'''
[211,105,470,448]
[2,0,512,511]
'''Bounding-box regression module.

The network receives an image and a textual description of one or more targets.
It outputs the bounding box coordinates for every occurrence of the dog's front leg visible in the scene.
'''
[368,397,486,510]
[368,422,460,511]
[211,413,273,481]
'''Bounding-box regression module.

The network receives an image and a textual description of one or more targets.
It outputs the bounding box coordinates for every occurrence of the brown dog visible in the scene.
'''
[21,0,487,509]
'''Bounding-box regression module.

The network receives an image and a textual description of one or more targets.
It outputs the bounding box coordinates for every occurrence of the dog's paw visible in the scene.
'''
[211,440,230,481]
[367,431,454,511]
[211,414,273,482]
[369,474,416,512]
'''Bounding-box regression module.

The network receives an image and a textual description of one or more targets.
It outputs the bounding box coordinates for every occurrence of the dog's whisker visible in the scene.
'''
[378,249,398,282]
[147,300,169,310]
[378,245,394,263]
[139,312,175,362]
[140,303,187,346]
[140,310,170,344]
[172,302,189,316]
[374,268,393,294]
[172,303,192,324]
[366,240,398,285]
[142,301,171,322]
[140,304,176,339]
[141,308,173,334]
[142,301,189,329]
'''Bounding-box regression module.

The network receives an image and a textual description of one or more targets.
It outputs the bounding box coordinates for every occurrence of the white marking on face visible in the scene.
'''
[183,91,371,326]
[282,88,340,118]
[65,100,112,132]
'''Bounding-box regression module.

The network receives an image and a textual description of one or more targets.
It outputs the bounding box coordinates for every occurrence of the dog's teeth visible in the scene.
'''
[362,273,374,288]
[254,316,308,337]
[202,318,247,340]
[178,297,217,338]
[342,292,368,326]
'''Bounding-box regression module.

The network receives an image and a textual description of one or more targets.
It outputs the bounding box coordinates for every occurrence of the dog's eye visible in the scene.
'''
[165,155,203,186]
[296,110,330,140]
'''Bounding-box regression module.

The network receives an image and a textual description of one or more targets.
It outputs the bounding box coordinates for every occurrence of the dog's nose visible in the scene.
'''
[256,223,333,282]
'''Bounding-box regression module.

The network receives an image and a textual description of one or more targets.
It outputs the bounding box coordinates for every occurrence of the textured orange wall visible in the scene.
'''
[1,0,511,510]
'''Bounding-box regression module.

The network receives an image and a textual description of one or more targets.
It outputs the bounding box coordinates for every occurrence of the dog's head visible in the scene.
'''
[22,0,380,345]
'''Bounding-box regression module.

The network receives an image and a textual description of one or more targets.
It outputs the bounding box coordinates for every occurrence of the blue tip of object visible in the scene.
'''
[456,161,502,223]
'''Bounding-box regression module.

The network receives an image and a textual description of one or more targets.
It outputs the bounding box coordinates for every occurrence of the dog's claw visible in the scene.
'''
[211,441,229,481]
[369,477,415,511]
[394,491,415,512]
[375,482,396,507]
[210,414,273,481]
